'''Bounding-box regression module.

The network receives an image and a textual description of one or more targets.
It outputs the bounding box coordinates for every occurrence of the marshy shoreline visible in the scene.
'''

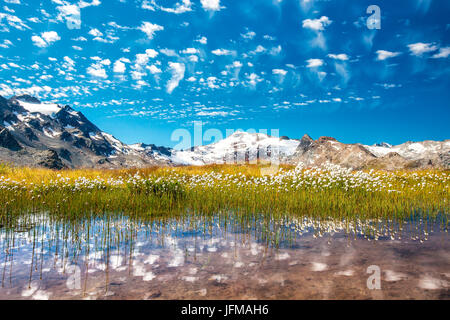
[0,163,448,220]
[0,164,448,300]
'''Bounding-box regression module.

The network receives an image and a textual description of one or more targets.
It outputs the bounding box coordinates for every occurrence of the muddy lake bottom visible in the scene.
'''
[0,214,448,300]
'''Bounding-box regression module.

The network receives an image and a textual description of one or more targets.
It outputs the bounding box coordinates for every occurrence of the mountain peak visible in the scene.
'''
[13,97,62,118]
[227,130,284,140]
[228,130,254,137]
[11,95,41,104]
[297,134,315,154]
[374,142,393,148]
[317,136,338,143]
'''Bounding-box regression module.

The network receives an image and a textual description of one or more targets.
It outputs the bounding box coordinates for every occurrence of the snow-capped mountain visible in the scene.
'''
[364,140,450,168]
[373,142,393,148]
[0,95,448,170]
[179,131,449,170]
[171,131,300,165]
[0,95,171,168]
[289,134,448,170]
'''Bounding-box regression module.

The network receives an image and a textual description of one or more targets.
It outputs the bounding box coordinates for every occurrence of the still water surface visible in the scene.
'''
[0,213,448,299]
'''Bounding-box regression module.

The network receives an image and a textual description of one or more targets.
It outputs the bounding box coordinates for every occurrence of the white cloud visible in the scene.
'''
[160,0,192,14]
[302,16,332,31]
[272,69,287,76]
[327,53,349,61]
[31,35,47,48]
[78,0,101,8]
[0,12,30,31]
[141,0,156,11]
[31,31,60,47]
[375,50,401,61]
[147,65,162,74]
[72,36,87,41]
[143,48,159,59]
[206,76,219,89]
[56,4,81,29]
[408,42,438,56]
[317,71,327,81]
[107,22,132,30]
[431,47,450,59]
[3,6,14,13]
[135,49,159,70]
[87,63,107,79]
[195,36,207,44]
[141,0,191,14]
[166,62,185,93]
[160,48,178,57]
[302,17,331,50]
[248,44,281,56]
[269,45,282,56]
[131,70,146,80]
[92,36,114,43]
[306,58,324,68]
[253,45,266,54]
[188,55,198,62]
[113,59,127,73]
[263,35,276,41]
[232,61,243,68]
[181,48,199,54]
[197,110,229,117]
[0,39,12,48]
[212,48,234,56]
[42,32,60,43]
[139,21,164,40]
[62,56,75,71]
[247,73,262,87]
[241,30,256,40]
[28,17,40,23]
[88,28,103,37]
[201,0,222,11]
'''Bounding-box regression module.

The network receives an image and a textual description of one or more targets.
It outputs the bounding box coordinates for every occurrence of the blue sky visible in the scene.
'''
[0,0,449,147]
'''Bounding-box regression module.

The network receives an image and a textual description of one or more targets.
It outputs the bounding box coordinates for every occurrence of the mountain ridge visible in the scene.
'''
[0,95,448,170]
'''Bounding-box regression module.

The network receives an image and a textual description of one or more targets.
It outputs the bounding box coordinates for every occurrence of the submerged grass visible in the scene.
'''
[0,163,448,227]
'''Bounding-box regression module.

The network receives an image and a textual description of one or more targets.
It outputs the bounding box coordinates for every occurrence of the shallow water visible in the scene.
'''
[0,214,448,300]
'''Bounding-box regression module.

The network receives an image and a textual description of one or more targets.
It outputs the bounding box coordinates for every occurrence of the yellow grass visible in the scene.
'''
[0,163,297,182]
[0,162,448,223]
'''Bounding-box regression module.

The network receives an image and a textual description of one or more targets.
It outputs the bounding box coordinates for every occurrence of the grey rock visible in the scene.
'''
[37,149,66,170]
[0,126,22,151]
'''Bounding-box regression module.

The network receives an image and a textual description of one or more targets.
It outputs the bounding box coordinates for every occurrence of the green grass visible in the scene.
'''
[0,164,448,228]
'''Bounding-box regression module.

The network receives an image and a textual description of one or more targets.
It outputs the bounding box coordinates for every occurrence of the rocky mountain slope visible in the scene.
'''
[288,134,446,170]
[180,132,449,170]
[0,95,448,170]
[0,95,172,169]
